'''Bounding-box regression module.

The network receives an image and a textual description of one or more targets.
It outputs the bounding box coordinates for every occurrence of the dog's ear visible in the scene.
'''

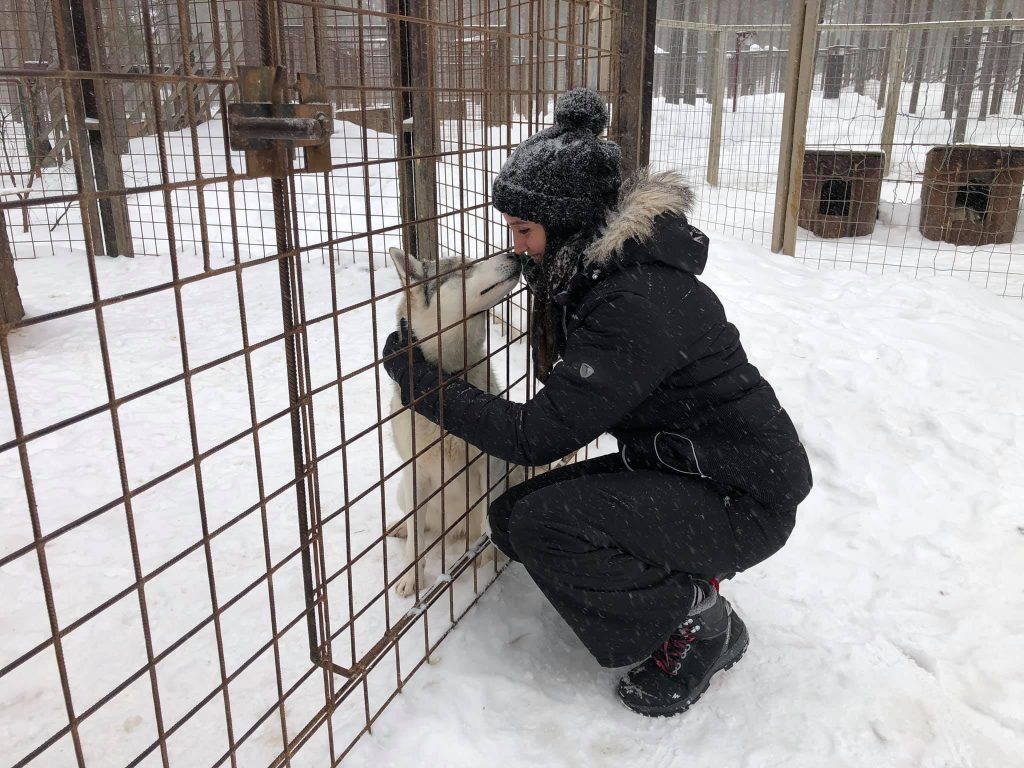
[389,247,424,287]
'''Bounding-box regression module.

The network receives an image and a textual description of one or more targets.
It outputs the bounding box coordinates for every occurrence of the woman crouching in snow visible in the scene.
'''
[382,88,812,716]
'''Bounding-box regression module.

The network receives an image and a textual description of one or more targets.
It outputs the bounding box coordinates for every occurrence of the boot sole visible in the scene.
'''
[621,618,750,718]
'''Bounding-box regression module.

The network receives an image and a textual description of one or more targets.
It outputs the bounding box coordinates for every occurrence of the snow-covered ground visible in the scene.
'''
[339,236,1024,768]
[3,229,1022,767]
[2,83,1023,767]
[0,242,533,766]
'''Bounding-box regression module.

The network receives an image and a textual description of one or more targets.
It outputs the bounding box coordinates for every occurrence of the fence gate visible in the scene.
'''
[0,0,633,766]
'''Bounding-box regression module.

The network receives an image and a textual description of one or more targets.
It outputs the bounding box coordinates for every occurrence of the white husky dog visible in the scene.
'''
[388,247,523,597]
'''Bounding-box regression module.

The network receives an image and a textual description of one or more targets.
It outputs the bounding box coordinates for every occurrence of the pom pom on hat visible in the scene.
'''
[491,87,620,233]
[553,88,609,135]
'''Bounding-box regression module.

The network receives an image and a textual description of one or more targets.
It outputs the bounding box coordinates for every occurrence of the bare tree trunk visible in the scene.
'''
[909,0,934,113]
[977,0,1006,119]
[943,33,963,116]
[1014,41,1024,114]
[856,0,874,95]
[240,0,260,66]
[681,0,699,105]
[878,0,910,110]
[665,0,685,105]
[988,14,1012,114]
[954,0,988,142]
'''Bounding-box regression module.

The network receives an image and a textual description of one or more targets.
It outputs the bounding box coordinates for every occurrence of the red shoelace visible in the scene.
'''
[653,626,697,674]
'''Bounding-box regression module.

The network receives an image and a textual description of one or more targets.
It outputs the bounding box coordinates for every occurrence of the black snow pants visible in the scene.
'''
[488,452,796,667]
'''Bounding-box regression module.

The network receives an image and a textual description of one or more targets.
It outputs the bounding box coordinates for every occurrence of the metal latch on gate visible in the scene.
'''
[228,65,334,178]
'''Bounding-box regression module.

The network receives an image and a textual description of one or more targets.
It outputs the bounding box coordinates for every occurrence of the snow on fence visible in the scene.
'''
[0,0,631,765]
[651,0,1024,299]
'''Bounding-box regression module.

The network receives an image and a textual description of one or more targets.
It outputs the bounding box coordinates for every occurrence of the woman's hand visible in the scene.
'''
[381,319,424,405]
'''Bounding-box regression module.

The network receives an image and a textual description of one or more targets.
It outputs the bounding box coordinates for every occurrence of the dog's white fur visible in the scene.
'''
[388,247,523,597]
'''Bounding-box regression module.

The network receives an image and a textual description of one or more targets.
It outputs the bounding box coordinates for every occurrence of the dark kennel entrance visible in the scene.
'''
[920,145,1024,246]
[798,150,884,238]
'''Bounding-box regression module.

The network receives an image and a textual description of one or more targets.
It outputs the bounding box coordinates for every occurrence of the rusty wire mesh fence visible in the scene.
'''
[651,0,1024,298]
[0,0,623,765]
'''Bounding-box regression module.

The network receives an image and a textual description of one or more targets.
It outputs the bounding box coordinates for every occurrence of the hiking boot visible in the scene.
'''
[617,581,749,717]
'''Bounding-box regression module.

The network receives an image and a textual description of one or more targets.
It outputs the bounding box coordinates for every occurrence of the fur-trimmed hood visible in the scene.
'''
[585,169,707,276]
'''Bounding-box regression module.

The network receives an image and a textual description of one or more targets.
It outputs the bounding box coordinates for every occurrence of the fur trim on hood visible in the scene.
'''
[586,169,695,266]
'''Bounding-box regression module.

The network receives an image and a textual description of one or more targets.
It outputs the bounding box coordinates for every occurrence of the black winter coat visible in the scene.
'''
[400,172,813,516]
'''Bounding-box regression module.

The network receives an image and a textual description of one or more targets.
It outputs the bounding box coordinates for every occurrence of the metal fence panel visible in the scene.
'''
[0,0,623,764]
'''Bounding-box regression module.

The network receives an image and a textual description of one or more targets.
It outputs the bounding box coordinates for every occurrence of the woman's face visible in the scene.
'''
[502,214,547,265]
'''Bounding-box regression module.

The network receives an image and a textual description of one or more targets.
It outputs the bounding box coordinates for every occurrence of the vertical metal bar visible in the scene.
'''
[219,23,294,753]
[171,0,211,269]
[252,0,320,675]
[352,0,394,697]
[286,166,339,760]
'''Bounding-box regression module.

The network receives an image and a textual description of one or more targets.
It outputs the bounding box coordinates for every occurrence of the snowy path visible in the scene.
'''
[341,235,1024,768]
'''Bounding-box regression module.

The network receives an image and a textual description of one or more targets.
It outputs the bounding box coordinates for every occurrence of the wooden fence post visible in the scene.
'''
[881,28,910,176]
[771,0,821,256]
[387,0,439,260]
[612,0,655,178]
[706,30,725,186]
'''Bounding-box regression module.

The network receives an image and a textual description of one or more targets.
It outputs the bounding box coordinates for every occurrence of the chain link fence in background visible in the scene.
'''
[651,0,1024,298]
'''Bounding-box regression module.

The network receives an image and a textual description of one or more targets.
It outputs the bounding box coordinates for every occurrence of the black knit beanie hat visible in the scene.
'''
[492,88,621,234]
